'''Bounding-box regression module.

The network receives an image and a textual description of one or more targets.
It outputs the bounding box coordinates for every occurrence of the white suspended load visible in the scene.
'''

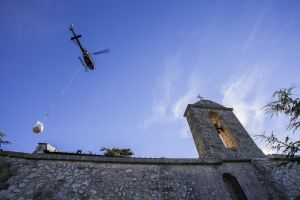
[32,121,44,134]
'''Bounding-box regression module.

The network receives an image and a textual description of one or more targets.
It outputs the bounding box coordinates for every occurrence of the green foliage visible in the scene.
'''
[100,147,134,157]
[257,85,300,159]
[0,131,11,149]
[264,85,300,132]
[255,133,300,159]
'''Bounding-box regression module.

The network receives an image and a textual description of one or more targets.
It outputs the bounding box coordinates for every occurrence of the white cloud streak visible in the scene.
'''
[221,60,300,154]
[243,3,273,51]
[140,55,202,139]
[221,63,269,133]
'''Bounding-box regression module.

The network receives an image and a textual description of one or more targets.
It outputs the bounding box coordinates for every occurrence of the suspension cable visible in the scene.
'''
[41,65,83,123]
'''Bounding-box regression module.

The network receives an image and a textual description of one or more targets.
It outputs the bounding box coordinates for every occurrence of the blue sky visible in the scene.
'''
[1,0,300,157]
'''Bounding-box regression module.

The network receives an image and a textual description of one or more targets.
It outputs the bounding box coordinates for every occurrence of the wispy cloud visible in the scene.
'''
[220,60,299,154]
[140,54,203,138]
[141,55,182,128]
[0,1,60,40]
[221,62,269,132]
[243,2,274,51]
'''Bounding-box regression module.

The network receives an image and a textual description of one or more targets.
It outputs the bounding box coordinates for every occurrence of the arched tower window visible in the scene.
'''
[208,112,237,148]
[222,173,247,200]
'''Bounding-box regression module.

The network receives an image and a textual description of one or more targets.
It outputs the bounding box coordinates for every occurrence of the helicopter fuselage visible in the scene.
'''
[83,51,95,70]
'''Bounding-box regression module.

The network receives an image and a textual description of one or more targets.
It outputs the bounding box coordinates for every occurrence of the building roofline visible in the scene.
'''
[0,150,221,165]
[0,150,269,166]
[184,103,233,117]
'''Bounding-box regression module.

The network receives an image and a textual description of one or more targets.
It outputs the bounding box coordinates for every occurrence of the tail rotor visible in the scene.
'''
[93,49,110,55]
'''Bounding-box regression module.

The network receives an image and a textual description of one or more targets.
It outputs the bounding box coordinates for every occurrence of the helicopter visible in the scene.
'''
[69,24,109,70]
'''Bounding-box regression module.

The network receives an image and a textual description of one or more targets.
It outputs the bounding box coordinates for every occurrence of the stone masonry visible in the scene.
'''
[184,100,265,160]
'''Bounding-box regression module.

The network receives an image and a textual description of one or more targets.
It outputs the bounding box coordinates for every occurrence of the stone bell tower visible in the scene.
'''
[184,100,264,160]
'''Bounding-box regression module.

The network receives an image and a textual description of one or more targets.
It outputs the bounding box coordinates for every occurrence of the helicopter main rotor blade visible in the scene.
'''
[93,49,110,55]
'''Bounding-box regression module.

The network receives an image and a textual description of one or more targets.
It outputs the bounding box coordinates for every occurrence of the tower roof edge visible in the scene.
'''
[184,100,233,117]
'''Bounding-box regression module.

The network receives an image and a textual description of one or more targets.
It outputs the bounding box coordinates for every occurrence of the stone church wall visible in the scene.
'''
[0,151,270,200]
[252,157,300,200]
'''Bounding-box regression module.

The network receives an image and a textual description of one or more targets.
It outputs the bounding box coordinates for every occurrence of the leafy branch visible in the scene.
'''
[264,85,300,132]
[255,133,300,159]
[100,147,134,157]
[0,131,11,149]
[256,85,300,159]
